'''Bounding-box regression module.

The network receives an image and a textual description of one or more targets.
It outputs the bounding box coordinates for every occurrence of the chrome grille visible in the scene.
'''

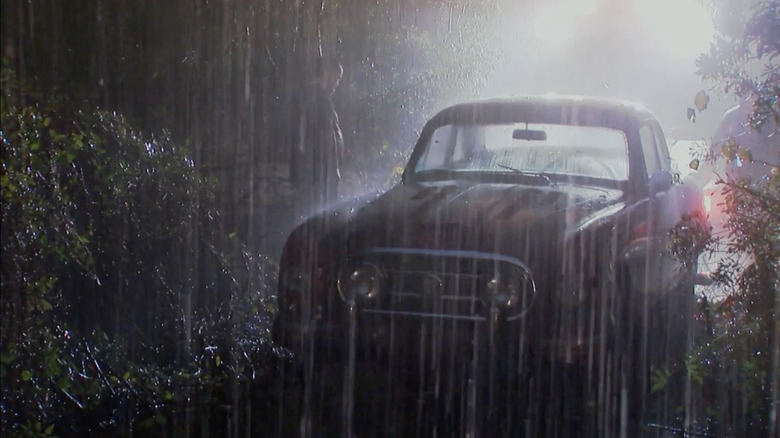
[345,248,535,321]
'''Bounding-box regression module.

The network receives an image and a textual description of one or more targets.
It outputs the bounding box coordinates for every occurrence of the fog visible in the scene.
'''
[469,0,736,142]
[3,0,776,436]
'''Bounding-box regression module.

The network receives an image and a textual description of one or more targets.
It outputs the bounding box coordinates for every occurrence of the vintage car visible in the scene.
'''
[273,96,708,435]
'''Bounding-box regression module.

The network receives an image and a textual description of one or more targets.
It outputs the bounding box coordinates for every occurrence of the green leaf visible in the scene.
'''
[40,299,53,311]
[45,355,61,377]
[721,138,738,160]
[737,148,753,163]
[21,370,33,381]
[43,117,51,127]
[58,377,72,390]
[650,367,671,393]
[71,133,84,148]
[650,375,666,393]
[0,352,15,365]
[45,424,54,435]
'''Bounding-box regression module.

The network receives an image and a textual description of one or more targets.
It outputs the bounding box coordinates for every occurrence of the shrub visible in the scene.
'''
[1,64,282,436]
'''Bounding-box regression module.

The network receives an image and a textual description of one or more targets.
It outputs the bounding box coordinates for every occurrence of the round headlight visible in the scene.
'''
[338,263,383,303]
[486,277,519,307]
[486,266,533,308]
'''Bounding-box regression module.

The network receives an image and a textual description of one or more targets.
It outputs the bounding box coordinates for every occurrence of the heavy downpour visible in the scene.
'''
[1,0,778,437]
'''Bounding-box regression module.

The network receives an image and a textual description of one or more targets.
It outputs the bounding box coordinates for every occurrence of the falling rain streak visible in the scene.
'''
[1,0,778,437]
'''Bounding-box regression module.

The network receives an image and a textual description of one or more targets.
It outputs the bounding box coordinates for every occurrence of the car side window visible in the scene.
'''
[639,125,660,177]
[416,125,454,170]
[452,128,470,164]
[651,124,671,172]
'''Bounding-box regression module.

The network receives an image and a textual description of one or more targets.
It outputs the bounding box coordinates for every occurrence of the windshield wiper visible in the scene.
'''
[496,163,522,172]
[496,164,552,184]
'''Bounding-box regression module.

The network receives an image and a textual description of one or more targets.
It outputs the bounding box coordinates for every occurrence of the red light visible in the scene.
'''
[633,222,648,239]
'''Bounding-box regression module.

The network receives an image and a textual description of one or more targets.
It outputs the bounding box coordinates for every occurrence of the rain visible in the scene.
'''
[1,0,778,437]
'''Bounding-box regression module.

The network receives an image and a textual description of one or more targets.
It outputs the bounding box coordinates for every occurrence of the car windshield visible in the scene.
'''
[412,122,629,182]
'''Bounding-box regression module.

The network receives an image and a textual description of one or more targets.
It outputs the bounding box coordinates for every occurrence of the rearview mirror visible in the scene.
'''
[512,129,547,141]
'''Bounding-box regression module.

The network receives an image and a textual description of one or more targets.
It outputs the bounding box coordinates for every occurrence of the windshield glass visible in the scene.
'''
[412,123,629,181]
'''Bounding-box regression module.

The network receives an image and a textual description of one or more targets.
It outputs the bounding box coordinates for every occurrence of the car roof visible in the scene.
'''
[430,95,657,126]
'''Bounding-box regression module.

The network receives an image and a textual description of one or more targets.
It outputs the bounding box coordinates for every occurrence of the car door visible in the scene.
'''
[646,121,689,291]
[624,121,685,294]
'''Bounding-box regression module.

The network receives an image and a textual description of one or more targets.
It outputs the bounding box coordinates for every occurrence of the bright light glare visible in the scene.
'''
[530,0,598,52]
[635,0,714,60]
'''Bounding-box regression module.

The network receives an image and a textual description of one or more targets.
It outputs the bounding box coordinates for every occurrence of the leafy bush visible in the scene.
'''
[666,1,779,435]
[1,64,284,436]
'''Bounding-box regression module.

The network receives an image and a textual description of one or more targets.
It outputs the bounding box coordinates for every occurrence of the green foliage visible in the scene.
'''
[2,1,509,433]
[1,63,285,436]
[651,365,673,393]
[1,63,207,336]
[697,0,780,125]
[672,0,780,435]
[669,211,714,269]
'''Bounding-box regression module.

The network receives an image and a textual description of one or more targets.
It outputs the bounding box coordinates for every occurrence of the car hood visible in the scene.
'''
[344,180,624,259]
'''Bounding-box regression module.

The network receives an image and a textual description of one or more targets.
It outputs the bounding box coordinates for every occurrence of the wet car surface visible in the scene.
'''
[274,96,709,436]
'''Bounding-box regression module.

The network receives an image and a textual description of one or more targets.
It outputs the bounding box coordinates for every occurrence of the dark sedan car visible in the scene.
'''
[274,96,708,436]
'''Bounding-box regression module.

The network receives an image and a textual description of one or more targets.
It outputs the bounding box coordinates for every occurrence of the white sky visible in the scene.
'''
[476,0,738,141]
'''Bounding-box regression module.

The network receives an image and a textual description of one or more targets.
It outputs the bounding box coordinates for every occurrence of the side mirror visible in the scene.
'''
[648,170,674,194]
